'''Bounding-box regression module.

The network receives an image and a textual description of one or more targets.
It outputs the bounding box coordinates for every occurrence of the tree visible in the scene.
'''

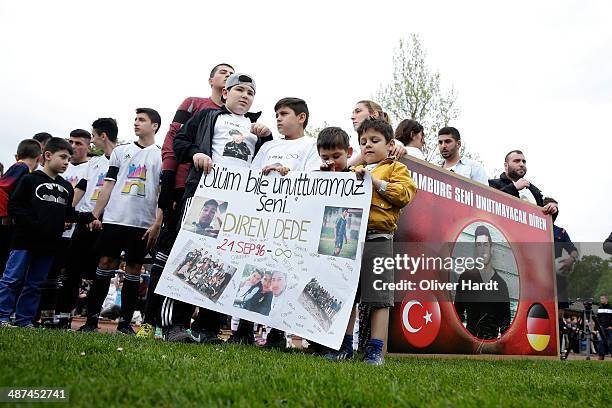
[377,34,461,162]
[568,255,612,300]
[304,121,329,139]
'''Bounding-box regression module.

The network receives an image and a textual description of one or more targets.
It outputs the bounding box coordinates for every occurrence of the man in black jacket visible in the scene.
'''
[597,294,612,360]
[454,225,511,339]
[488,150,557,215]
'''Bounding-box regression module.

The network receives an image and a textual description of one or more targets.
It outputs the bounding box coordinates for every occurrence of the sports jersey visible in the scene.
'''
[76,155,110,212]
[0,161,30,217]
[211,114,258,167]
[102,142,161,229]
[62,161,89,238]
[250,136,321,171]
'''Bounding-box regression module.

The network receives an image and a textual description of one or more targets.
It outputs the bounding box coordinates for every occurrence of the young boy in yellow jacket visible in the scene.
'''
[323,119,416,365]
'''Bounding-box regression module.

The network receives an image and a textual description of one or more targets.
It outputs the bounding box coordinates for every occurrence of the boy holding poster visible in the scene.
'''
[237,97,320,347]
[250,97,321,174]
[172,73,273,344]
[322,119,417,365]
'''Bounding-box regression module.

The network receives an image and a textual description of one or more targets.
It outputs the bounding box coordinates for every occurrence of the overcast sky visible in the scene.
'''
[1,0,610,252]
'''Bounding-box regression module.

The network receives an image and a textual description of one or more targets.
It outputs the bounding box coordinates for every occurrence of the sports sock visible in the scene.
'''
[143,252,166,325]
[86,268,115,325]
[342,334,354,352]
[119,274,140,327]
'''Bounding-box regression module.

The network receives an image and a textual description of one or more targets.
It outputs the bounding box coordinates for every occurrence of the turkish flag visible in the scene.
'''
[400,292,441,348]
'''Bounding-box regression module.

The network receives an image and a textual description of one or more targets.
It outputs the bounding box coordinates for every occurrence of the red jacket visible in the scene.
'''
[162,96,220,189]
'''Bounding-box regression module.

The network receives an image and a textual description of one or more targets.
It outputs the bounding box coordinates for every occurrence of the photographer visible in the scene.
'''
[597,294,612,360]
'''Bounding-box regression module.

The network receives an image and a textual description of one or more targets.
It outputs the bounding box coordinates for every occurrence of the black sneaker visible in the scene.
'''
[190,329,224,345]
[116,324,136,336]
[226,332,255,345]
[264,333,288,350]
[324,348,354,361]
[307,341,331,356]
[43,317,72,330]
[164,325,195,343]
[58,317,72,330]
[77,323,99,333]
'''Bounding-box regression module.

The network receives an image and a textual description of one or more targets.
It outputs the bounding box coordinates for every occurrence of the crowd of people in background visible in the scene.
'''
[1,62,611,366]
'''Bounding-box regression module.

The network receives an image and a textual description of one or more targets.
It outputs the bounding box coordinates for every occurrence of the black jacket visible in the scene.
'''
[454,269,511,340]
[9,170,95,253]
[488,172,544,207]
[173,106,271,200]
[598,302,612,329]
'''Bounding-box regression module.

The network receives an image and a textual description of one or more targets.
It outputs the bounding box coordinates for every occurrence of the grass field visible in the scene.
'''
[317,237,358,260]
[1,328,610,408]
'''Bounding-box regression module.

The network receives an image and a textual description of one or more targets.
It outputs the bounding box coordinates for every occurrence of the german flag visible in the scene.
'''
[526,303,550,352]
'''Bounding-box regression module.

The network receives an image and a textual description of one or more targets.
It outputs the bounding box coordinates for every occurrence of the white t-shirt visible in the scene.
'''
[102,142,162,229]
[211,114,258,167]
[518,187,537,204]
[76,155,110,212]
[61,161,89,238]
[441,157,488,185]
[63,161,89,190]
[250,136,321,171]
[405,146,425,161]
[350,133,361,156]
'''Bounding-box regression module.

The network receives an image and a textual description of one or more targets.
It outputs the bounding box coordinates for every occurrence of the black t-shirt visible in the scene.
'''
[9,170,94,253]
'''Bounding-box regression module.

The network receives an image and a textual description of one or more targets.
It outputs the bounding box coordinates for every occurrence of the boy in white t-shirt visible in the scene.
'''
[250,97,321,174]
[171,73,273,344]
[233,98,321,347]
[79,109,163,335]
[55,118,118,328]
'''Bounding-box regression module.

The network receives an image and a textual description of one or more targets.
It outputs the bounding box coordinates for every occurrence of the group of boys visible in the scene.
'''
[0,61,418,365]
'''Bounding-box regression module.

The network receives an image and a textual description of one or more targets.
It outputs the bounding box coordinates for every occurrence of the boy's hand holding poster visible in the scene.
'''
[156,165,372,349]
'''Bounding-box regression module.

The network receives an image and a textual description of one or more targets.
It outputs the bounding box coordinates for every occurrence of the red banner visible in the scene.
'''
[388,157,557,356]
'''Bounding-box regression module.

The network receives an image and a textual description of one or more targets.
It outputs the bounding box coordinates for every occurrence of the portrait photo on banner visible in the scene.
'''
[233,264,274,316]
[232,264,288,317]
[182,196,228,239]
[317,206,363,260]
[450,221,519,341]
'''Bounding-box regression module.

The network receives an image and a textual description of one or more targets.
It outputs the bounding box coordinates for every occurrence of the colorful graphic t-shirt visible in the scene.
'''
[211,114,257,167]
[102,142,161,229]
[62,161,89,238]
[76,155,110,212]
[250,136,321,171]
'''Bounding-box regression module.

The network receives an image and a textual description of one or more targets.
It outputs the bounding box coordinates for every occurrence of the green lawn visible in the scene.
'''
[0,328,610,407]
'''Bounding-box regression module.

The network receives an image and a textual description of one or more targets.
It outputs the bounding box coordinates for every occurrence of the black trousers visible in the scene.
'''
[56,224,101,314]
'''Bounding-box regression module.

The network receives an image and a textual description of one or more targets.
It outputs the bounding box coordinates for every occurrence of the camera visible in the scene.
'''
[575,298,594,311]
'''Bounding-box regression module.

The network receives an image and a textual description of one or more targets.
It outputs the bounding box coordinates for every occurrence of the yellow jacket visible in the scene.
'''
[352,158,417,233]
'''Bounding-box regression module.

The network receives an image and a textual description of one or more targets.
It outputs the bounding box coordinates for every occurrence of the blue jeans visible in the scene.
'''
[0,250,54,326]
